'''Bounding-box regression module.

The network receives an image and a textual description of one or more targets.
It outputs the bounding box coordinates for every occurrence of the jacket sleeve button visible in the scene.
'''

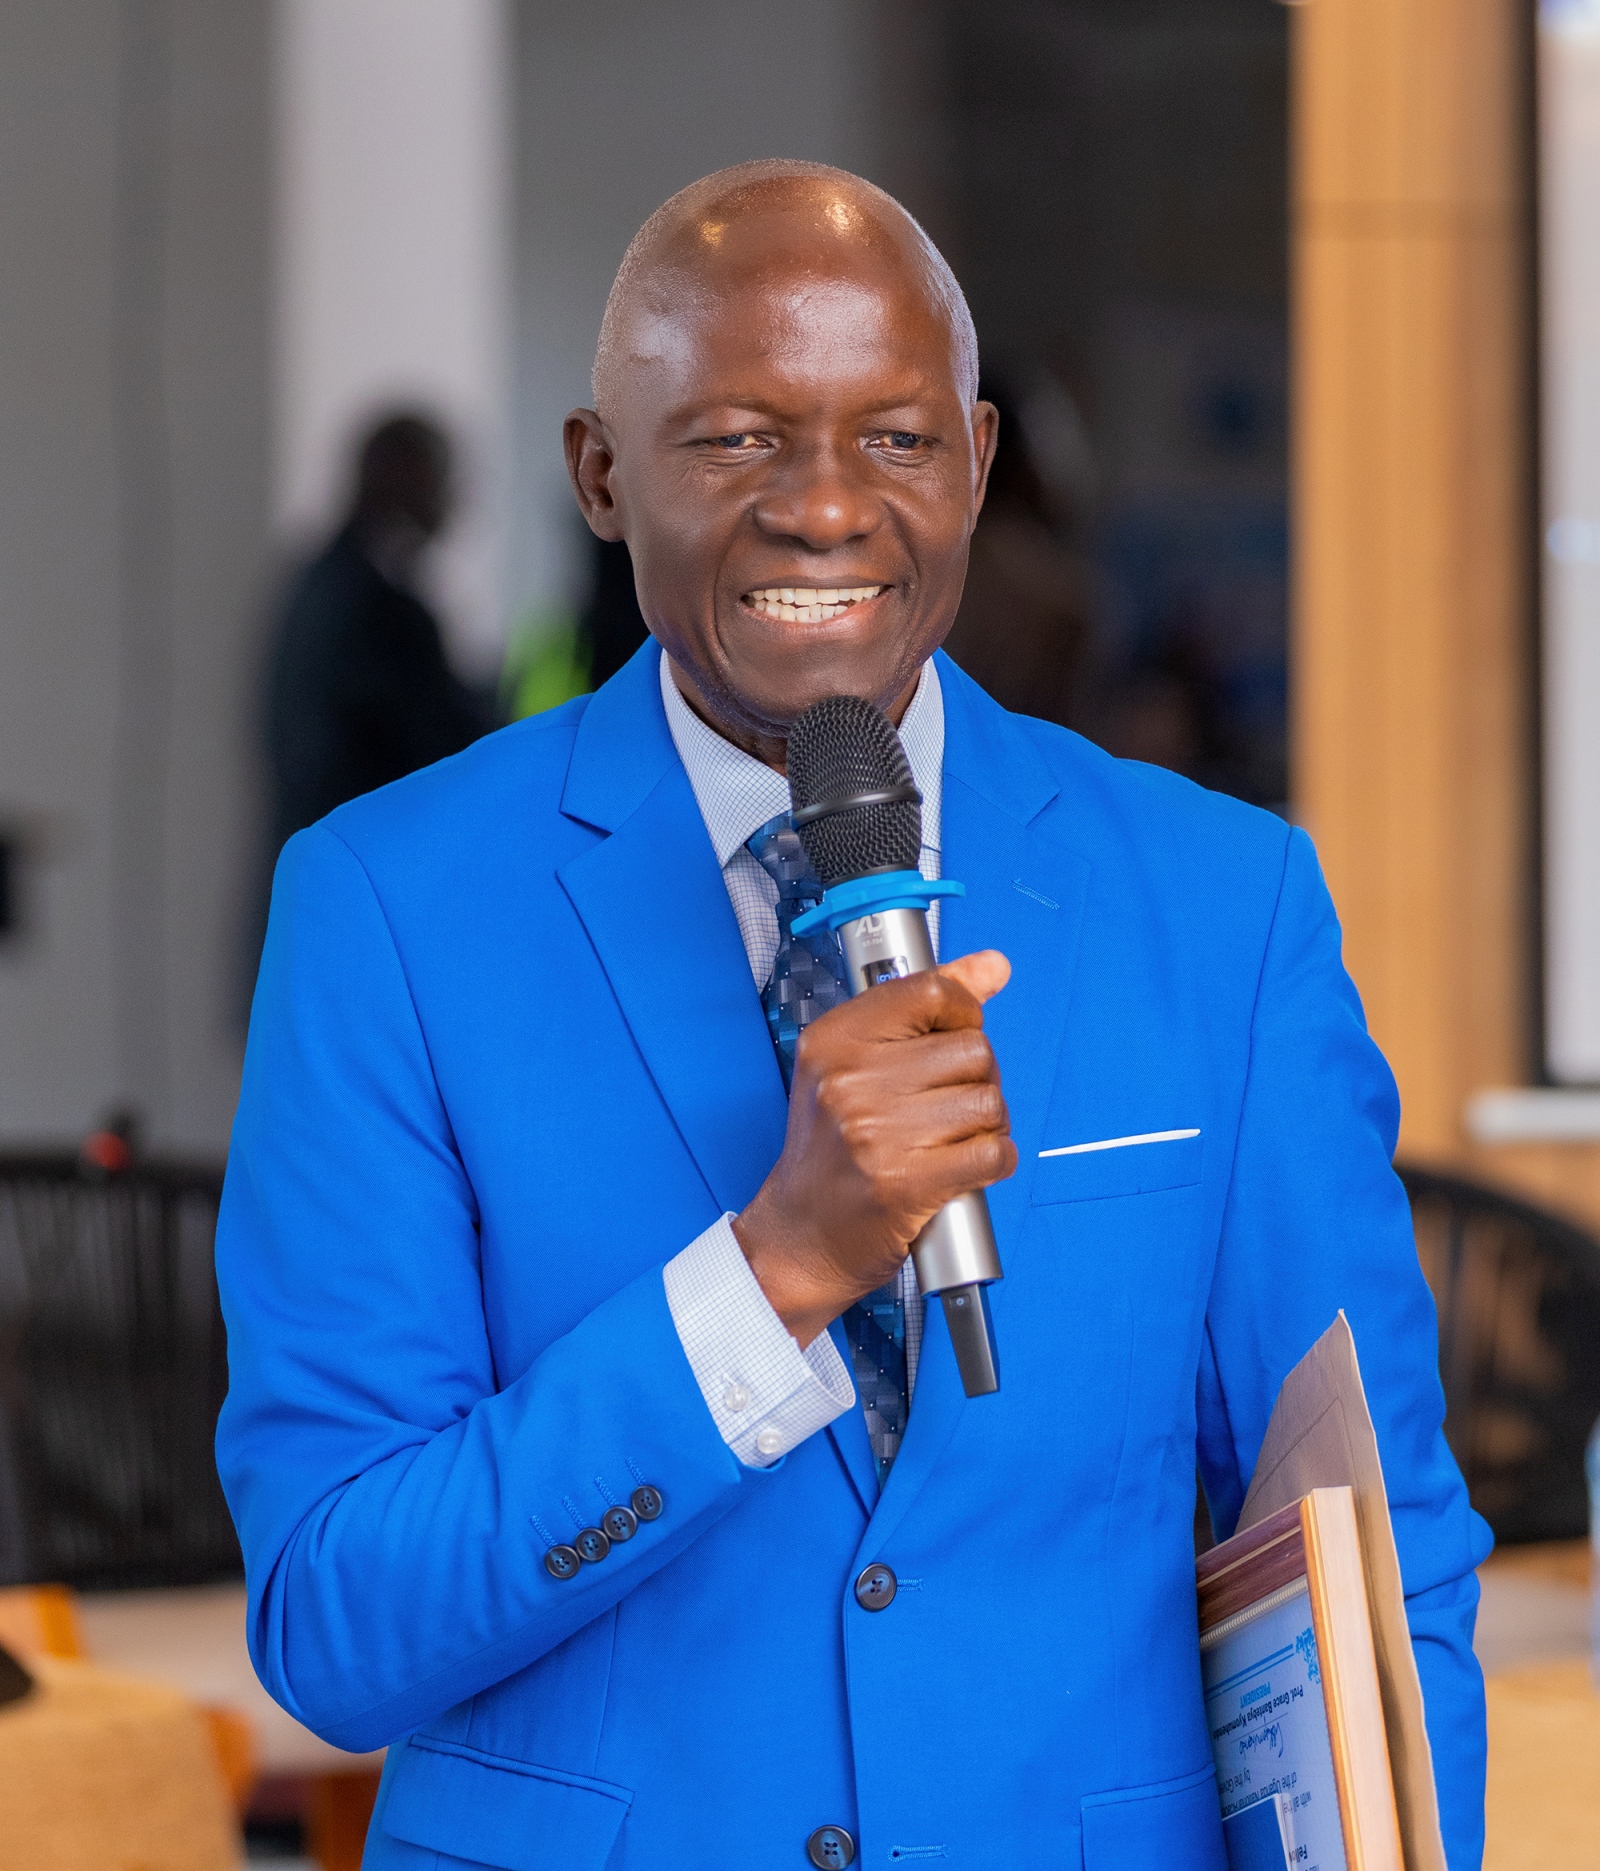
[543,1545,580,1581]
[602,1505,638,1543]
[630,1484,664,1521]
[574,1527,612,1564]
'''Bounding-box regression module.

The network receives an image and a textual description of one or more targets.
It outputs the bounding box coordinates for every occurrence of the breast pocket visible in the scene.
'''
[1030,1130,1202,1205]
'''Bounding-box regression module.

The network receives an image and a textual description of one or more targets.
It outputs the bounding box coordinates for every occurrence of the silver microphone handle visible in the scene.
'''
[838,904,1002,1396]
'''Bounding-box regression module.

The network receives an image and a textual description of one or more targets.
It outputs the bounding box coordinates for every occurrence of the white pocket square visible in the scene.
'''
[1038,1127,1200,1160]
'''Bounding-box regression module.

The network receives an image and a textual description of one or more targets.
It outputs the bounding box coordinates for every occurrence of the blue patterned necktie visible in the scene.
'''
[747,813,909,1484]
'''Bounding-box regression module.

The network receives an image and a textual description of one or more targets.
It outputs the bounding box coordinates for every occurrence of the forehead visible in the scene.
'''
[633,259,960,415]
[615,191,964,403]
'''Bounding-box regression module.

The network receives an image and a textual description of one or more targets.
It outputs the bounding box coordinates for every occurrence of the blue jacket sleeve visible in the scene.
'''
[214,824,755,1752]
[1195,827,1492,1871]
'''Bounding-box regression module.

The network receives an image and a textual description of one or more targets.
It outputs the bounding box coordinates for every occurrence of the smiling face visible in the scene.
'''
[565,173,996,767]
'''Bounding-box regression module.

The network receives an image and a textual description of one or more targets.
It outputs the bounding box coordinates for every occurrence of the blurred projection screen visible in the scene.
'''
[272,0,511,667]
[1542,0,1600,1082]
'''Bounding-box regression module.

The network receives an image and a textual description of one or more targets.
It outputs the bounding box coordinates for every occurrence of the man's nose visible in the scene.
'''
[752,456,881,550]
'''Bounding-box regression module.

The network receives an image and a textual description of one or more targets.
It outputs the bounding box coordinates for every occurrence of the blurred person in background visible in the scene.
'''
[264,412,496,860]
[579,535,651,691]
[939,376,1091,727]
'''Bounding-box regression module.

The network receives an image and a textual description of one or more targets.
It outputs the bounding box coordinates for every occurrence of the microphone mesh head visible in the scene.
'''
[786,694,922,889]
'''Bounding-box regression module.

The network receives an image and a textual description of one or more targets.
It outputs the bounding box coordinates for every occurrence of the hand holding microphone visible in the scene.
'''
[732,694,1013,1396]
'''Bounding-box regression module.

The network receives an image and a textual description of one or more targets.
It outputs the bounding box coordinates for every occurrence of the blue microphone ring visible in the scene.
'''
[790,870,965,938]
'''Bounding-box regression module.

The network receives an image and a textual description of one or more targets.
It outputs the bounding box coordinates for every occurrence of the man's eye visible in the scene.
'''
[709,432,762,450]
[872,431,925,451]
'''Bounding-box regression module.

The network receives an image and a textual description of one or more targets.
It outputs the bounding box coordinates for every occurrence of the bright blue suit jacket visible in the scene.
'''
[217,645,1489,1871]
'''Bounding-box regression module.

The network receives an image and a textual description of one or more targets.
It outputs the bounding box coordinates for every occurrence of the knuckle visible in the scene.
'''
[908,972,946,1019]
[988,1135,1019,1178]
[838,1109,879,1153]
[964,1036,998,1081]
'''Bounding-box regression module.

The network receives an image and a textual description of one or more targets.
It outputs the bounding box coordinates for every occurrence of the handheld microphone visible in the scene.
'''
[786,694,1002,1398]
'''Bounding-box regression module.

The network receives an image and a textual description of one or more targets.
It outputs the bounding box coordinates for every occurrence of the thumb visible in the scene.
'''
[939,949,1012,1006]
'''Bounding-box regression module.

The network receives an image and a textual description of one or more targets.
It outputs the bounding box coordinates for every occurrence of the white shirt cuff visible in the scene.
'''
[663,1213,855,1468]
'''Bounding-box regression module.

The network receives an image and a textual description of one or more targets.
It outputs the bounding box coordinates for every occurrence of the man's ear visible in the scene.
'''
[969,400,1000,526]
[563,409,626,541]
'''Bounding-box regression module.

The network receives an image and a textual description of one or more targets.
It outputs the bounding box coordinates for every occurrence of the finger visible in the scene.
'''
[872,1081,1010,1150]
[894,1131,1020,1209]
[818,970,986,1042]
[939,950,1011,1005]
[863,1027,1000,1092]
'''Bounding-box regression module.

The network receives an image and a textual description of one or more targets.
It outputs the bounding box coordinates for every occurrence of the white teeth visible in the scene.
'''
[744,583,884,622]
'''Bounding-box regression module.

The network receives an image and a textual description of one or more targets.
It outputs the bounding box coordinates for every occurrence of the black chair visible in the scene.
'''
[0,1152,241,1589]
[1398,1161,1600,1545]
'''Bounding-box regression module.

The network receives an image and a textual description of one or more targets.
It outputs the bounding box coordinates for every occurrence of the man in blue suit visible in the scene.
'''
[217,160,1489,1869]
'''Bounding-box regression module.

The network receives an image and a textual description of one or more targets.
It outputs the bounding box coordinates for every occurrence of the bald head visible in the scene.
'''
[592,159,978,422]
[565,158,997,763]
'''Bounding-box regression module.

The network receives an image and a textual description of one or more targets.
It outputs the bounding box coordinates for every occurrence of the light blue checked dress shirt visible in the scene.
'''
[658,651,944,1469]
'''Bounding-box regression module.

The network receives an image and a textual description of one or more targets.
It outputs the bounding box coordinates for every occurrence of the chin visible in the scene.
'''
[718,619,924,722]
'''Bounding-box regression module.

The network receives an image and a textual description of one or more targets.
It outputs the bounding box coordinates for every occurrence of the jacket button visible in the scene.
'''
[630,1484,664,1521]
[854,1563,897,1611]
[543,1545,580,1581]
[806,1825,855,1867]
[602,1505,638,1543]
[574,1527,611,1564]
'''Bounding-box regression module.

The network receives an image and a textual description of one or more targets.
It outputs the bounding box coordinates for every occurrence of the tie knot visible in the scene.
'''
[746,812,824,908]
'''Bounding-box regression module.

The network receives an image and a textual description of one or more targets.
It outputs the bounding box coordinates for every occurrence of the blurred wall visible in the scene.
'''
[0,1,271,1151]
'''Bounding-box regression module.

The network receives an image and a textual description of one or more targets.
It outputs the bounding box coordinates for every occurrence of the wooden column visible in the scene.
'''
[1293,0,1600,1226]
[1292,1,1531,1160]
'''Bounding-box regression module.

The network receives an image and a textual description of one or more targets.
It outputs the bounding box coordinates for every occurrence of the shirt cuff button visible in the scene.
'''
[754,1426,784,1459]
[723,1382,752,1413]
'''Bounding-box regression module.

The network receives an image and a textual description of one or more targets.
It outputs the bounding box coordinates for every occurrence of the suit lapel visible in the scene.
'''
[860,656,1092,1547]
[558,649,1095,1535]
[557,648,789,1216]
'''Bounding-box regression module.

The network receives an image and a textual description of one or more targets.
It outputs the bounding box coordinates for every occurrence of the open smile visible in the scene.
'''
[742,584,888,624]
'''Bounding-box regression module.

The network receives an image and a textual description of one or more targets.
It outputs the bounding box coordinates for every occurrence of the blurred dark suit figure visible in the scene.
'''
[265,414,493,856]
[941,379,1091,728]
[578,536,651,691]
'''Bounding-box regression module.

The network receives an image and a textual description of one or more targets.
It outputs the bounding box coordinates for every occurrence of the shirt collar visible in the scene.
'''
[659,649,944,870]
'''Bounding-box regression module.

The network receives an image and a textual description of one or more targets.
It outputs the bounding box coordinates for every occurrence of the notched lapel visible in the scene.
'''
[557,760,789,1218]
[938,744,1090,1250]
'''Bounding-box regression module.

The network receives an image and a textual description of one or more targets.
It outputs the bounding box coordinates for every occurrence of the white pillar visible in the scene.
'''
[272,0,512,670]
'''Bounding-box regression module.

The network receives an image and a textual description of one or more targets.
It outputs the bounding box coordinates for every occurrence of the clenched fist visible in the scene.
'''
[733,950,1016,1346]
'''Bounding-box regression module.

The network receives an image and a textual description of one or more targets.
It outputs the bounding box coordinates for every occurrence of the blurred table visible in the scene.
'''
[77,1583,383,1776]
[1485,1659,1600,1870]
[1478,1539,1599,1871]
[0,1655,238,1871]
